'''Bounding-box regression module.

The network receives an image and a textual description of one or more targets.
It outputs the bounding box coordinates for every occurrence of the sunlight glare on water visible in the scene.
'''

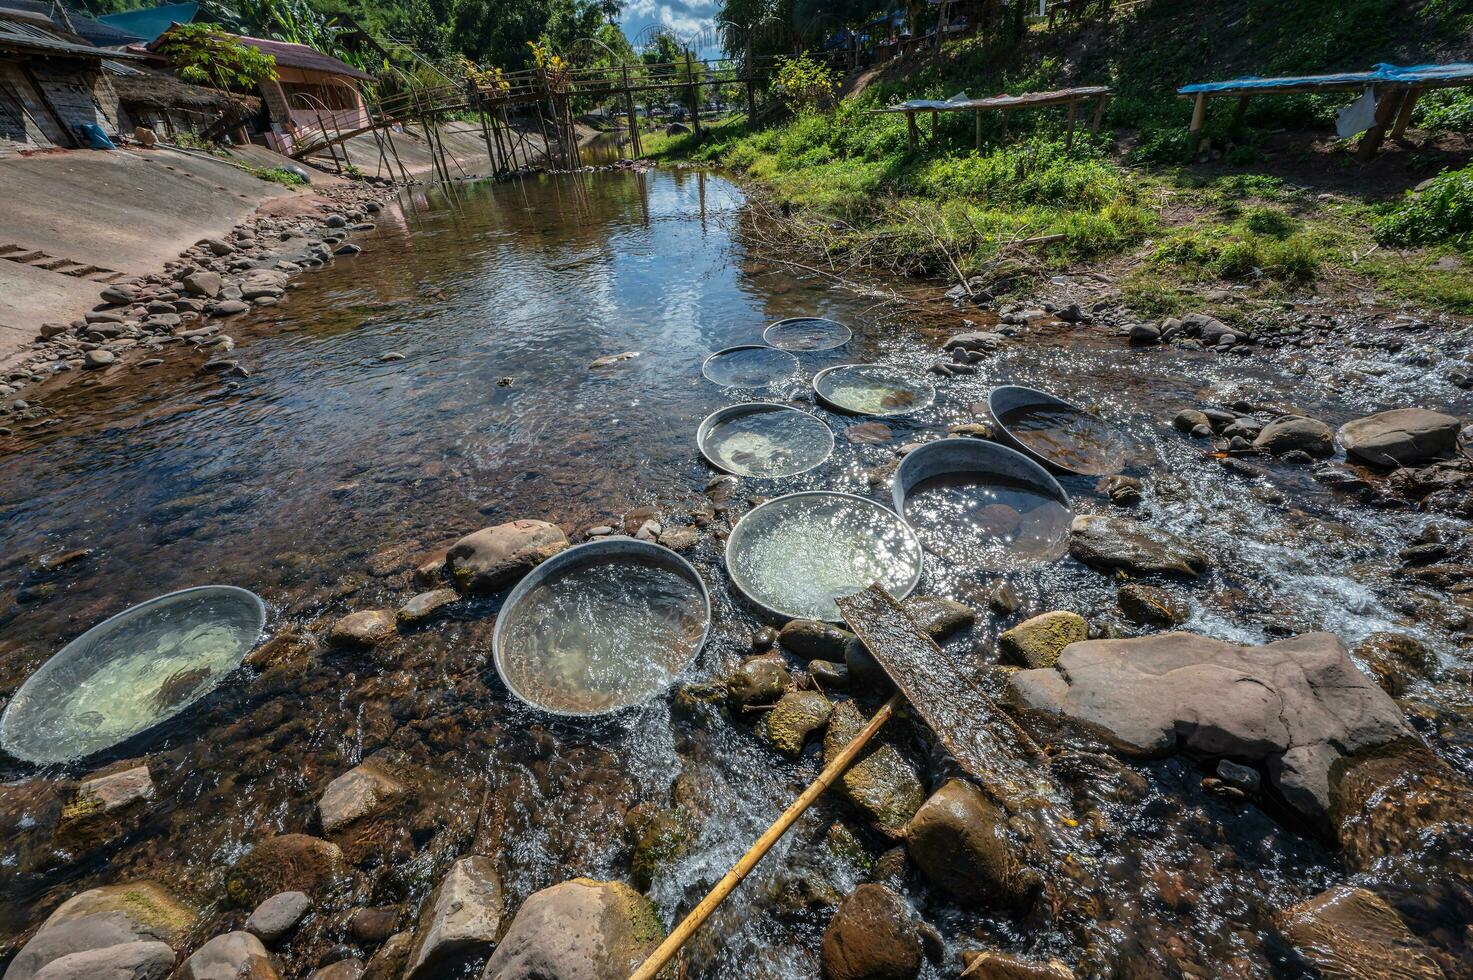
[702,407,833,478]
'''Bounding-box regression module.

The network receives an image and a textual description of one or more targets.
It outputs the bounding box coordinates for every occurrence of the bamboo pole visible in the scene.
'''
[627,691,903,980]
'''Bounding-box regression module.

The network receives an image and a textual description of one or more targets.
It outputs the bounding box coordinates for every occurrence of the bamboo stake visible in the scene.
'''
[627,691,902,980]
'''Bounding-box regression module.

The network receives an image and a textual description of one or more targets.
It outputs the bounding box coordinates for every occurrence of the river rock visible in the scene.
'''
[998,611,1086,669]
[904,780,1029,909]
[362,932,412,980]
[780,619,856,660]
[349,907,400,944]
[1007,632,1413,829]
[961,952,1074,979]
[329,609,396,648]
[726,653,790,706]
[226,835,346,907]
[825,701,924,836]
[214,300,250,315]
[1116,583,1187,627]
[318,752,410,834]
[944,331,1006,354]
[30,942,176,980]
[397,588,458,624]
[181,271,222,298]
[1252,416,1335,458]
[445,520,568,593]
[820,884,923,980]
[309,962,363,980]
[764,691,833,757]
[83,349,115,369]
[245,892,311,946]
[1178,312,1234,344]
[478,878,665,980]
[6,882,195,980]
[53,764,155,853]
[405,856,503,980]
[1351,631,1435,696]
[902,594,975,640]
[1068,515,1208,577]
[1172,409,1211,434]
[1337,408,1461,467]
[180,932,272,980]
[1279,886,1442,979]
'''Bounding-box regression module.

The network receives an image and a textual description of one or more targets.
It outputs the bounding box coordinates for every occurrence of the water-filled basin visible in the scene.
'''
[763,317,852,352]
[492,539,710,716]
[813,364,936,416]
[893,438,1073,569]
[702,345,799,388]
[726,491,924,621]
[0,585,266,764]
[988,384,1130,476]
[697,403,835,478]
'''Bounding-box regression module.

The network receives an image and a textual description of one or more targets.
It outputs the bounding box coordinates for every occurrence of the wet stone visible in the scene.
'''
[445,519,568,593]
[961,952,1075,978]
[396,588,458,624]
[404,856,504,980]
[1252,415,1335,458]
[30,942,177,980]
[999,611,1086,669]
[1279,886,1442,980]
[726,653,790,706]
[904,779,1031,910]
[318,752,410,834]
[478,878,666,980]
[763,690,833,758]
[329,609,396,648]
[5,881,196,980]
[244,891,311,946]
[348,907,399,944]
[180,931,272,980]
[1068,515,1209,578]
[779,618,856,660]
[1116,583,1187,627]
[820,884,923,980]
[902,594,976,641]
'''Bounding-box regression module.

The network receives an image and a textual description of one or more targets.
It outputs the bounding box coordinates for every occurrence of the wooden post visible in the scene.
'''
[1232,94,1251,127]
[906,110,918,150]
[929,109,937,141]
[1064,99,1078,149]
[1188,91,1207,152]
[622,64,641,158]
[1001,108,1010,141]
[627,692,902,980]
[1089,94,1106,135]
[745,38,757,121]
[974,108,982,150]
[1356,88,1403,161]
[478,104,498,173]
[1390,88,1421,140]
[685,50,701,138]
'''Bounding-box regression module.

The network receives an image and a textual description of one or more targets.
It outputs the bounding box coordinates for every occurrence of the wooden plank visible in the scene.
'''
[1390,87,1421,139]
[836,585,1045,791]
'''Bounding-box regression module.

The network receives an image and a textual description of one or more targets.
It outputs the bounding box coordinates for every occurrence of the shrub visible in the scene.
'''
[1130,126,1192,165]
[1414,90,1473,133]
[773,53,836,114]
[1375,165,1473,248]
[158,24,276,91]
[1242,206,1295,237]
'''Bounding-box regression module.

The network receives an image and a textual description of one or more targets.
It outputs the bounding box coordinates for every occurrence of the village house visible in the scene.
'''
[0,0,135,149]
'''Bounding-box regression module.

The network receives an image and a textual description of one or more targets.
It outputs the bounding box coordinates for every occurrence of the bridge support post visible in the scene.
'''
[685,49,701,138]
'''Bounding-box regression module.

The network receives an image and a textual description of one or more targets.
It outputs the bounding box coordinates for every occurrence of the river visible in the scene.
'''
[1,166,1470,976]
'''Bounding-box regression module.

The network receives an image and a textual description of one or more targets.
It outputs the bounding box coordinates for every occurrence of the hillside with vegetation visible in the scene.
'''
[652,0,1473,316]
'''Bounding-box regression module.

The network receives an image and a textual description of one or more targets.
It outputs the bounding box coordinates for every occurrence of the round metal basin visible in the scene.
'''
[988,384,1130,477]
[696,402,835,479]
[813,364,936,417]
[726,491,924,622]
[0,585,266,765]
[492,538,711,717]
[763,317,852,352]
[702,345,799,388]
[893,438,1073,569]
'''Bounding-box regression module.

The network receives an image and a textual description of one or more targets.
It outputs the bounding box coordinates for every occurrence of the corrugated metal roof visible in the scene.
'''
[0,0,142,46]
[95,1,196,44]
[233,34,372,81]
[0,14,143,59]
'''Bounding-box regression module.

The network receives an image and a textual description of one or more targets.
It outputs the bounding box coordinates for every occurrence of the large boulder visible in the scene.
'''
[30,942,176,980]
[1067,515,1208,577]
[226,835,346,908]
[1252,416,1335,458]
[820,884,922,980]
[1007,632,1412,830]
[179,932,273,980]
[903,780,1030,909]
[824,700,924,836]
[405,856,504,980]
[445,520,568,593]
[1278,886,1443,979]
[1337,408,1461,467]
[5,882,195,980]
[479,878,666,980]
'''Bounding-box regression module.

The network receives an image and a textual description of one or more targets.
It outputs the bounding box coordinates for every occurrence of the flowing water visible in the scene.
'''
[996,399,1131,476]
[1,167,1471,976]
[815,364,936,416]
[702,345,799,388]
[700,405,834,478]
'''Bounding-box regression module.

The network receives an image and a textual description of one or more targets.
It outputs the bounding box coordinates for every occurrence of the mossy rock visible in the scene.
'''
[725,654,790,707]
[226,834,346,907]
[998,610,1087,669]
[841,746,926,838]
[630,805,692,891]
[763,691,833,758]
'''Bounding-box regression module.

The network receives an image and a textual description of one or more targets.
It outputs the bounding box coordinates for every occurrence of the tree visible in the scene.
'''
[157,24,278,90]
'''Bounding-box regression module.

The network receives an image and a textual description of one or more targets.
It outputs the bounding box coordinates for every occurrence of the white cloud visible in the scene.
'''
[658,4,715,35]
[624,0,657,15]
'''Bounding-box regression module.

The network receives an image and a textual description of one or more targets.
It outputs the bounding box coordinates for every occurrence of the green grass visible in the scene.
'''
[243,165,310,187]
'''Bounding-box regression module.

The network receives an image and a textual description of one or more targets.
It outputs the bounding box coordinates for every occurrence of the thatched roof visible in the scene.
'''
[108,66,261,112]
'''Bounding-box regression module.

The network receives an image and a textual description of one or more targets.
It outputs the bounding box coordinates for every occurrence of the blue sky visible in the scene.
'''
[617,0,720,47]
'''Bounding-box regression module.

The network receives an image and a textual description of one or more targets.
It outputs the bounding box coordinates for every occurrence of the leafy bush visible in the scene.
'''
[244,165,309,186]
[1414,90,1473,134]
[158,24,277,90]
[1242,206,1295,237]
[1129,127,1192,165]
[1375,165,1473,248]
[773,53,836,115]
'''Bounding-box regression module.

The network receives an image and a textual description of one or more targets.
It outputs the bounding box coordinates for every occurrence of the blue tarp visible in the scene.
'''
[1179,62,1473,95]
[95,2,198,44]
